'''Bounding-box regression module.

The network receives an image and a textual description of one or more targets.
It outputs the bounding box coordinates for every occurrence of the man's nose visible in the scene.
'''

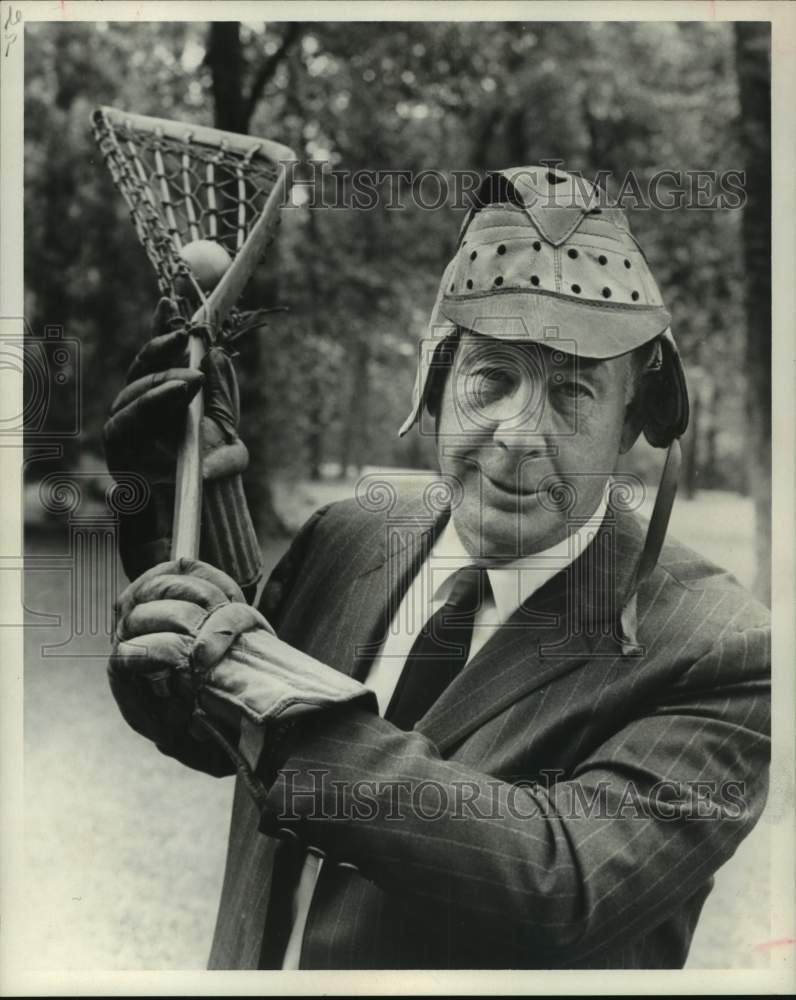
[489,382,556,451]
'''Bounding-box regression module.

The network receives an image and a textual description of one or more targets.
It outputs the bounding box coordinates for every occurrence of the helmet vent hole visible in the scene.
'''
[466,279,473,290]
[571,284,581,294]
[450,283,455,292]
[624,259,631,269]
[494,276,504,286]
[532,241,542,252]
[598,255,607,266]
[631,290,640,301]
[497,244,506,255]
[530,275,540,286]
[602,287,612,298]
[567,248,579,259]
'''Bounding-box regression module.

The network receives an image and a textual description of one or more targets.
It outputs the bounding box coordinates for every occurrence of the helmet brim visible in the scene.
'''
[439,289,671,360]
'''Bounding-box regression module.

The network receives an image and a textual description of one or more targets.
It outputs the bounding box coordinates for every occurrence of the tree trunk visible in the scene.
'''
[303,193,326,482]
[206,23,247,132]
[204,21,289,537]
[338,334,371,480]
[682,391,701,500]
[734,23,771,605]
[703,380,719,489]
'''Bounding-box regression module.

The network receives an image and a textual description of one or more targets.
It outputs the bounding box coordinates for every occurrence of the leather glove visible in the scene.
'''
[108,559,247,777]
[110,558,376,778]
[103,298,262,591]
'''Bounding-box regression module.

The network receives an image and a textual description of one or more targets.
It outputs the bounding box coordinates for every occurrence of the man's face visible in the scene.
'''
[435,332,635,562]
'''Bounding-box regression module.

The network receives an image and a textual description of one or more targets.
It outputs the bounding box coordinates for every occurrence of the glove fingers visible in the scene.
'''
[115,559,245,622]
[107,666,166,744]
[129,573,231,610]
[118,598,208,642]
[110,632,193,676]
[202,349,240,437]
[110,369,204,419]
[104,387,190,475]
[171,557,245,602]
[202,440,249,480]
[193,603,274,673]
[152,296,184,338]
[203,601,271,635]
[128,328,189,382]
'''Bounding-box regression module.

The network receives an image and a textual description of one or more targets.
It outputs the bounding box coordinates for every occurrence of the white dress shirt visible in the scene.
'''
[280,492,609,968]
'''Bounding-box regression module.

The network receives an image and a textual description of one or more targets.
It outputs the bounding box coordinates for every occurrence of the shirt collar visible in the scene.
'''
[429,484,610,625]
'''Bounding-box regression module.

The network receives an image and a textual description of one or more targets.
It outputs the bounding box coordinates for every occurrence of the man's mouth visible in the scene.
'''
[483,471,543,497]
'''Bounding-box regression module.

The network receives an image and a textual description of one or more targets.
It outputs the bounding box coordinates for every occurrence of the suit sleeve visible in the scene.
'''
[259,624,770,959]
[256,504,332,626]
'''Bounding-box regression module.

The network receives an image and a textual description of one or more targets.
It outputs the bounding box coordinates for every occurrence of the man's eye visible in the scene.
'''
[553,379,591,400]
[464,368,514,399]
[472,367,512,383]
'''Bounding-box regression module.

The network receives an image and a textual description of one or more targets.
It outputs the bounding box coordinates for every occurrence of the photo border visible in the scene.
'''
[2,1,793,995]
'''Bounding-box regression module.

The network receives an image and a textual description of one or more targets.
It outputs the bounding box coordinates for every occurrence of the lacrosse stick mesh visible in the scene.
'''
[91,108,286,312]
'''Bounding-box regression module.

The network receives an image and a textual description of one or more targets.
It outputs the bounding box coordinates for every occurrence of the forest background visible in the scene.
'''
[24,18,771,600]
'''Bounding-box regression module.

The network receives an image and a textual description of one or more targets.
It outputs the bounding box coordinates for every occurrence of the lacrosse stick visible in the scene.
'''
[92,106,296,560]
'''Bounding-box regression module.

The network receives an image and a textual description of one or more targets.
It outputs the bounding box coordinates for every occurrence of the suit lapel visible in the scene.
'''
[416,507,645,754]
[317,488,451,681]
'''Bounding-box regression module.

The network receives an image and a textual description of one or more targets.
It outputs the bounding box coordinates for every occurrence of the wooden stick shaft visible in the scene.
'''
[169,159,295,560]
[171,334,207,559]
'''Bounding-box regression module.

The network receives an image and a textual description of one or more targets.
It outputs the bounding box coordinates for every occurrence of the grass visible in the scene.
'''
[21,480,769,970]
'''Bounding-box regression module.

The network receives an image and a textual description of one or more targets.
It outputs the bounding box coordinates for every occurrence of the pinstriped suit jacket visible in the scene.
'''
[207,483,771,970]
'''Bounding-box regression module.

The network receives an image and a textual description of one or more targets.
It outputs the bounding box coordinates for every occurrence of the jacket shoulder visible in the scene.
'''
[656,528,768,620]
[259,475,436,625]
[317,474,440,535]
[631,516,770,670]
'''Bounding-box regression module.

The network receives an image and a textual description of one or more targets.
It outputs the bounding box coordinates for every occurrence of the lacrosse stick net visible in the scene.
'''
[92,107,296,559]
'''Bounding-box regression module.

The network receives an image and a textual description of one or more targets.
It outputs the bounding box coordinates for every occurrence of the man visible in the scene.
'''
[105,166,771,969]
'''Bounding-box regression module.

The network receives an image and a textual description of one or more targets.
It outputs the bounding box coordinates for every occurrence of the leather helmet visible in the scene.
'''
[399,166,689,447]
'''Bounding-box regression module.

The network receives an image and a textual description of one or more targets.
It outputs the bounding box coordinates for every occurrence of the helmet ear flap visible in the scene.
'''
[397,327,460,438]
[424,330,462,418]
[642,331,690,448]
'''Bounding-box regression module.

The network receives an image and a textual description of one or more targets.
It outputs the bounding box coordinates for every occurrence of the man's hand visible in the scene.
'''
[109,559,376,774]
[102,298,262,590]
[107,558,246,775]
[104,297,247,483]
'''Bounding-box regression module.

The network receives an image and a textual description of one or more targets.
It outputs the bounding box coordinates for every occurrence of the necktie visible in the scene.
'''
[386,565,490,731]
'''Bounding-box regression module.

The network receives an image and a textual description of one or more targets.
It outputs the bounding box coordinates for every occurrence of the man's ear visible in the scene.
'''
[619,389,647,454]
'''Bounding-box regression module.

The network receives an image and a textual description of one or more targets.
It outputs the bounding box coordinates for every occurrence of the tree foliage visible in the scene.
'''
[24,20,769,579]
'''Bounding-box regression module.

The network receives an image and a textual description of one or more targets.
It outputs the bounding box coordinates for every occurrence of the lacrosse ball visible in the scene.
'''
[176,239,232,294]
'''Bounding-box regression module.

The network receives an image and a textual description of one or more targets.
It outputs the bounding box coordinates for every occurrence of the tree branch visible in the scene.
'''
[244,22,303,128]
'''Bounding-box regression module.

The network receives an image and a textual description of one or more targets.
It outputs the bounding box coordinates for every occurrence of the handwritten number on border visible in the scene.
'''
[4,4,21,58]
